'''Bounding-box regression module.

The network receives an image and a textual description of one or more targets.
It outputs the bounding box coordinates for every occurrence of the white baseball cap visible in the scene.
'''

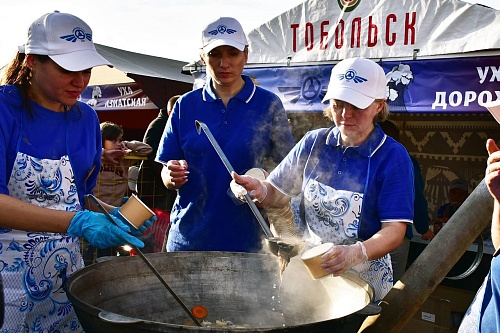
[19,11,111,71]
[322,57,387,109]
[201,17,248,53]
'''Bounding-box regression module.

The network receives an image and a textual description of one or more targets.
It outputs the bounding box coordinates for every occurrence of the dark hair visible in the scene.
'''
[100,121,124,144]
[0,53,48,117]
[379,120,400,141]
[0,52,81,118]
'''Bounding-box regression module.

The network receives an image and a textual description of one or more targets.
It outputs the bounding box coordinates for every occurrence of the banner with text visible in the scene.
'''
[243,56,500,113]
[247,0,500,65]
[79,82,158,111]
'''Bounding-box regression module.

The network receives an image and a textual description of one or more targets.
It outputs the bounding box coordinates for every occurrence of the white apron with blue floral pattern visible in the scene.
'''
[301,178,393,303]
[1,151,84,332]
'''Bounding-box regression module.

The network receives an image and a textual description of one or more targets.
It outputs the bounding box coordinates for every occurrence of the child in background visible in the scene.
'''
[432,178,469,234]
[96,121,152,206]
[83,122,153,260]
[437,178,469,221]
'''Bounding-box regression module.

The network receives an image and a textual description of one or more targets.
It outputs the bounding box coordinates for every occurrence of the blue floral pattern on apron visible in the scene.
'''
[2,152,84,332]
[302,179,393,303]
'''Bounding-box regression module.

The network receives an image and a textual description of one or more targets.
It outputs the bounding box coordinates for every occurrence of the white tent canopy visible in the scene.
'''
[184,0,500,113]
[95,44,192,83]
[88,44,193,110]
[247,0,500,65]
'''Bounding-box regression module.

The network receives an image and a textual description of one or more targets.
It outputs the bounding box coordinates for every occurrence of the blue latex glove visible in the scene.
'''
[68,210,144,249]
[110,196,156,236]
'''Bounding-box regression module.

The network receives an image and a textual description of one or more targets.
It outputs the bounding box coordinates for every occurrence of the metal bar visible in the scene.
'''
[195,120,274,238]
[84,194,202,326]
[195,121,235,175]
[360,179,494,332]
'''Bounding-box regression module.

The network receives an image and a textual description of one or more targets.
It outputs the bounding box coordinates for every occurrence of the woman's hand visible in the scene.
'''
[162,160,189,190]
[420,228,435,241]
[231,171,268,203]
[486,139,500,250]
[486,139,500,202]
[320,241,368,276]
[320,222,406,276]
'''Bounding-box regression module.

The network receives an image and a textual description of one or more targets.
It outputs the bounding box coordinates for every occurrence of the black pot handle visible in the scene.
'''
[445,235,484,280]
[355,303,382,316]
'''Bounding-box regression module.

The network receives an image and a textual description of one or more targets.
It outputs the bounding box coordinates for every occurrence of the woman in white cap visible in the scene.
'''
[0,11,152,331]
[156,17,294,253]
[232,57,414,304]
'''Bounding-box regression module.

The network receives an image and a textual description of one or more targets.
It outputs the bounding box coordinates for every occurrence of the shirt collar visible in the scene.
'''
[326,124,387,157]
[201,74,256,103]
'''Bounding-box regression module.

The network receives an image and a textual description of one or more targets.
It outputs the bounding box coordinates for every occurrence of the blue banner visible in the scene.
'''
[243,56,500,113]
[79,82,158,111]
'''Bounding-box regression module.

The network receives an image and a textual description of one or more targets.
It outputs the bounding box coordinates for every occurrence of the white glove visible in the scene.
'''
[322,241,368,276]
[230,180,247,200]
[230,179,268,203]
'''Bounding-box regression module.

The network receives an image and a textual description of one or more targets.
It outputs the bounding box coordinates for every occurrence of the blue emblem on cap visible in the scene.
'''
[337,69,367,83]
[60,27,92,43]
[208,24,237,36]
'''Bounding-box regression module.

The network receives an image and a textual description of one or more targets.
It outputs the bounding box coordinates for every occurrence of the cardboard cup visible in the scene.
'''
[245,168,267,180]
[300,243,334,280]
[118,194,155,229]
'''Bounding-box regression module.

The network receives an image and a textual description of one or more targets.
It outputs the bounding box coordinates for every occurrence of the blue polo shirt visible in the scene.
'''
[269,124,414,240]
[479,252,500,332]
[156,75,294,252]
[0,85,102,207]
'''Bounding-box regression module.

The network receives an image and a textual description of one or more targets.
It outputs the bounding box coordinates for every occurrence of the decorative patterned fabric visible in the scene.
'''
[0,85,101,332]
[2,152,84,332]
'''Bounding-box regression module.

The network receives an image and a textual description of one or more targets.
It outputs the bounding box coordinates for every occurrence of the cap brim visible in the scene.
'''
[485,100,500,124]
[50,49,112,71]
[203,39,246,53]
[322,86,374,109]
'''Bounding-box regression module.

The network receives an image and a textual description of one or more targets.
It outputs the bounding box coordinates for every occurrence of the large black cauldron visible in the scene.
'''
[64,252,379,332]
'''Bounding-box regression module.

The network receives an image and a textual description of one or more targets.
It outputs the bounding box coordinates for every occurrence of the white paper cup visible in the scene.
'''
[245,168,267,180]
[300,243,334,280]
[118,194,155,229]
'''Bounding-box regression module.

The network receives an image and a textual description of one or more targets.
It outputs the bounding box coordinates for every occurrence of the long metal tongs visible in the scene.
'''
[84,194,202,326]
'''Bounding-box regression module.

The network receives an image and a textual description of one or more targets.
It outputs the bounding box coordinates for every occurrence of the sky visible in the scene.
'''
[0,0,303,67]
[0,0,497,68]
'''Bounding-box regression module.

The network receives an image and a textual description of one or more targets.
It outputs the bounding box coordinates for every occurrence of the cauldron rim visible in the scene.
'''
[65,252,379,332]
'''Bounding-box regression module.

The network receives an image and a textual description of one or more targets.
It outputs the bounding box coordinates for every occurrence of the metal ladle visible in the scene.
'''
[195,120,304,259]
[84,194,203,327]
